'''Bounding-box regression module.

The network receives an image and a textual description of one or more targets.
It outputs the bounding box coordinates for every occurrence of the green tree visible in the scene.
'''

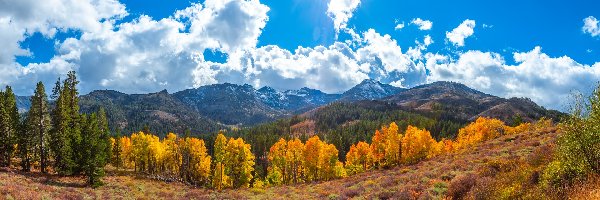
[50,77,71,174]
[0,86,19,167]
[25,82,51,172]
[80,112,110,187]
[50,71,84,175]
[544,86,600,187]
[112,129,123,169]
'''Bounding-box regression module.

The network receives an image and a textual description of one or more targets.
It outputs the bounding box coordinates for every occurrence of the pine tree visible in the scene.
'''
[0,86,19,167]
[80,112,110,187]
[112,129,123,169]
[24,82,51,172]
[50,77,71,174]
[97,108,111,168]
[49,71,85,175]
[65,71,83,174]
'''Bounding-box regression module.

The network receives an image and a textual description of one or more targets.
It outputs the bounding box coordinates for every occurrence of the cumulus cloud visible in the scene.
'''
[222,29,426,93]
[0,0,270,94]
[2,0,599,112]
[411,18,432,30]
[395,22,405,30]
[446,19,476,46]
[0,0,127,90]
[326,0,361,34]
[583,16,600,37]
[406,35,433,60]
[426,47,600,110]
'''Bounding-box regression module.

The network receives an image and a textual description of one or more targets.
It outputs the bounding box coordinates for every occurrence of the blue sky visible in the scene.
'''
[1,0,600,111]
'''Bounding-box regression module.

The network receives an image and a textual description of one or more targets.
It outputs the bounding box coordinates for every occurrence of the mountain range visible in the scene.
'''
[16,79,563,136]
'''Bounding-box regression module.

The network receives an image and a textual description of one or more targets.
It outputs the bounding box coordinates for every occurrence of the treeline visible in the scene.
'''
[264,117,544,186]
[107,116,542,189]
[111,131,254,189]
[0,71,111,187]
[224,102,464,178]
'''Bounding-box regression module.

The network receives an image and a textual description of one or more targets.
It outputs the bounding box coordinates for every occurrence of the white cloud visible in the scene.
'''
[394,22,405,30]
[222,29,426,93]
[406,35,433,60]
[326,0,361,34]
[0,0,270,94]
[1,0,599,113]
[411,18,432,30]
[0,0,127,91]
[583,16,600,37]
[426,47,600,110]
[446,19,476,47]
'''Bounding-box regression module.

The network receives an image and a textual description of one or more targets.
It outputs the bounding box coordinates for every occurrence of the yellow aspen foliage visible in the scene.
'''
[384,122,401,167]
[285,138,304,184]
[267,138,287,185]
[333,161,347,179]
[148,135,165,174]
[109,138,116,151]
[402,125,436,164]
[224,137,255,188]
[212,133,228,190]
[505,122,532,135]
[163,133,181,175]
[455,117,506,150]
[427,139,452,158]
[370,130,386,168]
[212,162,230,190]
[186,137,211,184]
[345,141,373,175]
[369,122,402,168]
[119,136,133,169]
[303,136,322,181]
[440,139,455,154]
[302,136,344,181]
[131,131,156,172]
[320,143,341,181]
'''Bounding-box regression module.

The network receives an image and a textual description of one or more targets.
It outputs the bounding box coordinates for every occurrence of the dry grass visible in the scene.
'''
[0,127,595,199]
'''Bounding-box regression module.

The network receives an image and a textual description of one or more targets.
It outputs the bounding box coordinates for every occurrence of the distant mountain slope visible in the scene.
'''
[22,80,562,135]
[16,96,31,113]
[340,79,405,101]
[257,86,341,113]
[383,81,564,123]
[79,90,224,137]
[173,83,288,126]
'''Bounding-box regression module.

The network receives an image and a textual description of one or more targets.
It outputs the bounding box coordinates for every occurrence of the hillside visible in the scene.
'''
[383,81,565,124]
[339,79,405,101]
[19,80,562,136]
[1,123,597,199]
[79,90,224,137]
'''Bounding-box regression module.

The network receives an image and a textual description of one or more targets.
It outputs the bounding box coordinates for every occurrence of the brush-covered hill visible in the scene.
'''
[1,120,597,200]
[383,81,565,123]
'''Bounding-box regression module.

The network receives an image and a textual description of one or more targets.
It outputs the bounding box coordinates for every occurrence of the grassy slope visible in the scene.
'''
[0,127,597,200]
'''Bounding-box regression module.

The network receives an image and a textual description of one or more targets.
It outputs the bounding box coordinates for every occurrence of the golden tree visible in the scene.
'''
[187,137,211,185]
[345,141,373,174]
[212,133,228,190]
[286,138,305,184]
[224,137,255,188]
[267,138,287,185]
[402,125,436,164]
[455,117,506,149]
[303,135,323,181]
